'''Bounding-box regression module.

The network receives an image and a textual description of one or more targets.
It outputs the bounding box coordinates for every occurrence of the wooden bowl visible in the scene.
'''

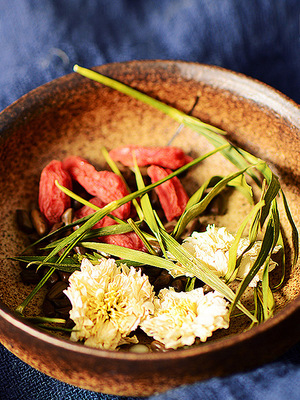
[0,60,299,397]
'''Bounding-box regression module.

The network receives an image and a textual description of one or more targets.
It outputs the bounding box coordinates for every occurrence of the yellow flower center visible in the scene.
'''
[87,287,125,326]
[159,298,197,327]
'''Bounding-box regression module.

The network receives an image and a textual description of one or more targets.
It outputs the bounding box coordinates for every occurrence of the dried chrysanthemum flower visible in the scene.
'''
[64,258,155,350]
[234,237,280,286]
[140,287,229,349]
[181,225,280,287]
[182,225,234,276]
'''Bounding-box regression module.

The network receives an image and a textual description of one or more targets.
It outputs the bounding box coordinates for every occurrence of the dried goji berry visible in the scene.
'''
[147,165,189,222]
[74,197,117,229]
[62,156,130,219]
[102,231,147,252]
[39,160,73,225]
[109,145,193,169]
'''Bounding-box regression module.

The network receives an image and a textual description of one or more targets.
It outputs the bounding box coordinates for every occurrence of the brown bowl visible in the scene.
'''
[0,60,299,397]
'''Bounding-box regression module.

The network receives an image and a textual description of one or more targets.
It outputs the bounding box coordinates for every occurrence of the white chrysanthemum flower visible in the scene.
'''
[140,287,229,349]
[234,238,280,286]
[181,225,280,287]
[64,258,155,350]
[182,225,235,276]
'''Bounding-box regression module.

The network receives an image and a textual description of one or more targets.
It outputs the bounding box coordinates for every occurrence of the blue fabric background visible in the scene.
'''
[0,0,299,399]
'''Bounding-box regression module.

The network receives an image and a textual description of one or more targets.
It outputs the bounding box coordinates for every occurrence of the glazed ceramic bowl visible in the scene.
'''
[0,61,299,397]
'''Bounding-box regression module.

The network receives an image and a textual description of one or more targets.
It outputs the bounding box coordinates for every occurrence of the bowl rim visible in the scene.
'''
[1,59,299,125]
[0,59,299,362]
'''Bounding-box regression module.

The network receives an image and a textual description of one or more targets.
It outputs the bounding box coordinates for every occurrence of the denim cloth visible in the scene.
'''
[0,1,299,399]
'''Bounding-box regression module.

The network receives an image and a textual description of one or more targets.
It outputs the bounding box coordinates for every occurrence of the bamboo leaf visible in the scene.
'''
[281,189,299,266]
[132,155,170,258]
[225,200,265,282]
[229,203,278,315]
[259,169,281,227]
[261,262,275,320]
[185,175,223,209]
[173,165,256,239]
[185,277,196,292]
[24,316,66,324]
[73,65,224,135]
[227,174,254,204]
[127,218,157,255]
[20,213,95,254]
[74,65,262,186]
[249,287,263,329]
[133,155,160,236]
[248,180,267,244]
[43,221,137,250]
[80,241,179,272]
[101,146,144,219]
[184,119,262,186]
[10,255,80,270]
[271,229,285,291]
[260,202,279,319]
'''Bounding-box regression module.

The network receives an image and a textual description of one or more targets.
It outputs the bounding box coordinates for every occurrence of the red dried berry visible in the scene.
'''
[74,197,117,229]
[109,145,193,169]
[147,165,189,222]
[62,156,130,219]
[39,160,73,225]
[102,231,147,252]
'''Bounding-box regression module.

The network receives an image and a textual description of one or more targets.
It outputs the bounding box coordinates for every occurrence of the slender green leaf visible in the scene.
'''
[101,146,144,219]
[260,202,279,319]
[259,169,280,227]
[227,174,254,204]
[80,241,179,272]
[133,156,160,235]
[173,165,256,239]
[20,213,95,254]
[74,65,262,186]
[24,316,66,324]
[73,65,224,135]
[261,262,275,319]
[185,277,196,292]
[127,218,157,255]
[16,228,87,314]
[229,205,278,315]
[248,287,263,329]
[132,154,170,258]
[185,119,262,185]
[185,175,223,209]
[248,180,267,244]
[281,189,299,266]
[225,200,265,282]
[271,229,285,291]
[10,255,80,271]
[43,221,137,250]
